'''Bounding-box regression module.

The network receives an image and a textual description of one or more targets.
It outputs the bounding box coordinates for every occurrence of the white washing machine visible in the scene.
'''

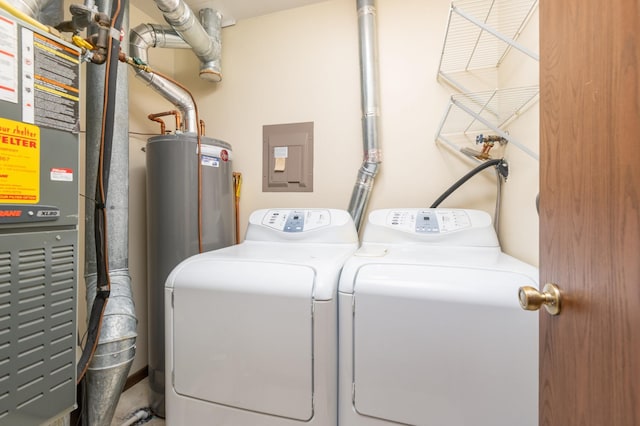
[338,208,539,426]
[165,208,358,425]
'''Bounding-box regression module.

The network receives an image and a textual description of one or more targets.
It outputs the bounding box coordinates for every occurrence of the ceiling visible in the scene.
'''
[137,0,329,27]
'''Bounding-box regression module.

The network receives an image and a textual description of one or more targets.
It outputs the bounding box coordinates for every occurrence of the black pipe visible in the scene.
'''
[430,158,508,208]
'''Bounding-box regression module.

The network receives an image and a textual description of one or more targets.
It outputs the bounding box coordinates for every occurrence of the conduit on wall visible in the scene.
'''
[348,0,383,231]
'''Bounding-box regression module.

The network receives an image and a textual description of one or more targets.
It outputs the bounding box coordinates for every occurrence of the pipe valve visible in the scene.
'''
[475,134,508,159]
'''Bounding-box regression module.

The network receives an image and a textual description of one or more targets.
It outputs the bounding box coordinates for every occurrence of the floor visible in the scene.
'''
[111,378,165,426]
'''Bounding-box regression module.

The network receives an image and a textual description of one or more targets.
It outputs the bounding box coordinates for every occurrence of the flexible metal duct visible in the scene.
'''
[84,1,136,425]
[348,0,382,230]
[153,0,222,81]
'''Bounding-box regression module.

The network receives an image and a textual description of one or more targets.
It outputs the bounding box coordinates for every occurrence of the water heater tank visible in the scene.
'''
[145,134,235,417]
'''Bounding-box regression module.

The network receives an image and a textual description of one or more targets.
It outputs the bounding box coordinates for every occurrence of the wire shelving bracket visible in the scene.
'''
[435,0,539,161]
[435,86,539,161]
[437,0,539,92]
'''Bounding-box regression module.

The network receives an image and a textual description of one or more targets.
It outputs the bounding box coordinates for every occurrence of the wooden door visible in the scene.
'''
[539,0,640,425]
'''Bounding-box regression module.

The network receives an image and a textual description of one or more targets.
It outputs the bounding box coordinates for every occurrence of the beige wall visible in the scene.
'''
[77,0,539,375]
[497,8,540,266]
[172,0,540,266]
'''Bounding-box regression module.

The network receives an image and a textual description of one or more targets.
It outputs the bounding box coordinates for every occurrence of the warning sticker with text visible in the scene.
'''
[0,15,18,103]
[32,32,79,132]
[0,117,40,203]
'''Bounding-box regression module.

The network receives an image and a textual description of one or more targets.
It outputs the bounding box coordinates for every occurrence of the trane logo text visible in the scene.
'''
[0,210,22,217]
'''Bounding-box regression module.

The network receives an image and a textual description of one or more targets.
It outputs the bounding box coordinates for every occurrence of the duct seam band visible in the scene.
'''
[365,149,383,163]
[358,5,376,15]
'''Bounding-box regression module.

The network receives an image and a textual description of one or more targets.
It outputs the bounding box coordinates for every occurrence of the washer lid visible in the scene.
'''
[351,264,538,426]
[171,260,315,421]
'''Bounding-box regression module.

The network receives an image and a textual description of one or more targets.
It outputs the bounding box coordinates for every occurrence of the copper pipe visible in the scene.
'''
[148,116,166,134]
[148,110,182,134]
[199,119,206,136]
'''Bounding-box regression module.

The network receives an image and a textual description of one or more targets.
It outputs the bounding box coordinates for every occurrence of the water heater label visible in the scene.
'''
[201,155,220,167]
[0,118,40,204]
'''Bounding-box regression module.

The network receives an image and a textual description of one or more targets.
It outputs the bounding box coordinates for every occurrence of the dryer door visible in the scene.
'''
[352,264,538,426]
[171,260,315,421]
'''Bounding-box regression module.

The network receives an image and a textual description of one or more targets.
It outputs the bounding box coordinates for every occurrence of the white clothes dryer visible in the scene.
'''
[338,208,539,426]
[165,208,358,425]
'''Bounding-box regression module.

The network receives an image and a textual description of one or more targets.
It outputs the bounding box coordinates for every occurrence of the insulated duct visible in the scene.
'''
[6,0,50,18]
[129,23,198,132]
[1,0,62,29]
[84,1,136,425]
[153,0,222,82]
[128,2,222,130]
[348,0,382,230]
[37,0,62,26]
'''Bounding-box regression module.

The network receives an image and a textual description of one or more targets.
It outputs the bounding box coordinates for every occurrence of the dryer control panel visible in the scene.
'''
[388,210,473,234]
[363,208,498,246]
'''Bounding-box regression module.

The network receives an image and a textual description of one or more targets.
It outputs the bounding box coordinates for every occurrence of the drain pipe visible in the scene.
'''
[348,0,383,231]
[84,1,137,425]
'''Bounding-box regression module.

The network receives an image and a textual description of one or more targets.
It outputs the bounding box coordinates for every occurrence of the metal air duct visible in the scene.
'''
[129,22,198,132]
[348,0,382,230]
[2,0,63,27]
[6,0,50,17]
[153,0,222,82]
[84,1,136,425]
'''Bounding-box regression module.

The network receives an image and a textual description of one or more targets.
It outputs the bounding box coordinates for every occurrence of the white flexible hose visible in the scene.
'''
[120,408,151,426]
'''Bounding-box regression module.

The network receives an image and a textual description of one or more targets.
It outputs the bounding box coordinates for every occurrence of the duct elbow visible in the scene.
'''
[129,23,156,63]
[358,160,381,180]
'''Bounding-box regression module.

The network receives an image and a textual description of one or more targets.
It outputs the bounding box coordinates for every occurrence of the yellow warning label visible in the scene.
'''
[0,118,40,204]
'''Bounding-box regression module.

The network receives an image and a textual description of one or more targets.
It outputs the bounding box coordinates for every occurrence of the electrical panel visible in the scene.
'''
[0,10,79,425]
[262,122,313,192]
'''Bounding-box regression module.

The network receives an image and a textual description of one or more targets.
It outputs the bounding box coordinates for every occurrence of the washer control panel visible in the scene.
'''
[262,209,332,232]
[387,209,472,234]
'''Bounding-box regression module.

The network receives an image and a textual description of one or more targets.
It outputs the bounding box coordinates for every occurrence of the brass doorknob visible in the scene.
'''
[518,283,562,315]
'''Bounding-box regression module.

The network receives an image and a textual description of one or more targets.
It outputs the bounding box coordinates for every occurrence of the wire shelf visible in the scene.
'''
[435,86,539,161]
[438,0,538,91]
